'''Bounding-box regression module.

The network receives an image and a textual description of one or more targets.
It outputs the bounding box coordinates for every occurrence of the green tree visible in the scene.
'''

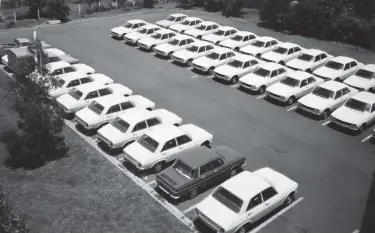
[259,0,290,27]
[44,0,71,22]
[24,0,47,18]
[355,0,375,20]
[221,0,244,17]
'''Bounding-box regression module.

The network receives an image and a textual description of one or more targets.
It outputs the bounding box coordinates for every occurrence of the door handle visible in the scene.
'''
[265,202,270,206]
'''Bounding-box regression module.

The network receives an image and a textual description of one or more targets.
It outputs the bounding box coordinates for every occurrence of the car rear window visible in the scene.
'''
[111,117,130,133]
[88,101,104,115]
[138,134,159,153]
[212,187,243,213]
[68,89,83,100]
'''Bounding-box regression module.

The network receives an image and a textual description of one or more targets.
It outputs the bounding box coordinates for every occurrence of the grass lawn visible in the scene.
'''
[0,71,191,233]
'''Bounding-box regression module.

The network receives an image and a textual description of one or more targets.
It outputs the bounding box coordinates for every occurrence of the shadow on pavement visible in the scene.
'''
[360,170,375,233]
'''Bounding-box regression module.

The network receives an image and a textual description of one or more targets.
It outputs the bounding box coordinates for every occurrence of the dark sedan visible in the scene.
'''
[156,145,246,200]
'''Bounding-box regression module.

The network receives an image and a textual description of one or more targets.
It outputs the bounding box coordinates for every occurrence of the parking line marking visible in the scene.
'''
[185,67,193,71]
[257,94,267,99]
[286,106,297,112]
[168,60,174,63]
[322,121,331,126]
[147,180,156,186]
[206,75,214,79]
[352,230,360,233]
[361,135,372,143]
[249,197,304,233]
[230,84,240,88]
[190,75,199,79]
[182,203,200,214]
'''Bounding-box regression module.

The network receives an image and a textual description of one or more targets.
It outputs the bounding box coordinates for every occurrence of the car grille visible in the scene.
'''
[125,37,134,43]
[154,49,165,56]
[75,116,87,127]
[198,212,221,231]
[331,118,352,128]
[138,43,147,48]
[124,152,139,166]
[97,133,111,145]
[240,82,255,89]
[193,64,204,70]
[298,103,317,113]
[268,92,283,100]
[111,32,119,37]
[214,72,226,79]
[172,55,183,63]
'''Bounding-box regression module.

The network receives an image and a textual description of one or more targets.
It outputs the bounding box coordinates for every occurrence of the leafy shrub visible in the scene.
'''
[221,0,244,17]
[144,0,153,8]
[259,0,290,27]
[204,0,221,12]
[43,0,70,22]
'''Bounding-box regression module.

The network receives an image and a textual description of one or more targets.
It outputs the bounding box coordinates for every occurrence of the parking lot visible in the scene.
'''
[1,10,375,233]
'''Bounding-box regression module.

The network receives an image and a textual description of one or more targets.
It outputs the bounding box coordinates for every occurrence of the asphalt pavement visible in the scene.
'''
[1,10,375,233]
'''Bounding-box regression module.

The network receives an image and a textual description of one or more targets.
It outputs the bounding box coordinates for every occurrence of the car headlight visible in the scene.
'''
[350,124,358,129]
[219,227,225,233]
[313,109,320,114]
[280,96,286,100]
[330,116,336,122]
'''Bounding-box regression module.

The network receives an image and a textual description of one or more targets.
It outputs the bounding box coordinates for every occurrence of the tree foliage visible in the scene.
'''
[221,0,244,17]
[24,0,47,18]
[43,0,71,22]
[0,185,29,233]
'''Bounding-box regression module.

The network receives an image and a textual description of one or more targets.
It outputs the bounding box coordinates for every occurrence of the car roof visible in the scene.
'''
[173,34,195,41]
[142,24,160,29]
[128,19,145,24]
[200,21,217,26]
[257,36,276,42]
[146,124,183,142]
[47,61,71,70]
[287,70,313,80]
[218,26,237,31]
[190,40,212,47]
[184,17,201,21]
[304,49,325,56]
[212,46,234,54]
[59,71,87,81]
[259,62,284,70]
[94,94,128,107]
[170,13,187,17]
[178,146,219,169]
[76,82,106,92]
[156,29,175,34]
[221,171,270,201]
[360,64,375,72]
[235,31,256,36]
[331,56,356,64]
[351,92,375,104]
[233,54,257,62]
[278,42,300,49]
[118,108,153,124]
[320,80,349,91]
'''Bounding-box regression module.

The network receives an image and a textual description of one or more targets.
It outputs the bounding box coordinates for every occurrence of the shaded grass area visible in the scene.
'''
[0,72,191,233]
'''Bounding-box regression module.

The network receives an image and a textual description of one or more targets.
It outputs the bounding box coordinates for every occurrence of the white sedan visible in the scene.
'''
[201,26,238,45]
[137,29,177,51]
[266,71,324,105]
[239,36,279,59]
[169,17,203,33]
[286,49,333,73]
[49,72,113,98]
[122,124,213,173]
[43,61,95,77]
[124,24,161,45]
[184,21,220,39]
[195,168,298,233]
[330,92,375,133]
[56,83,133,115]
[111,19,147,39]
[75,94,155,131]
[297,81,359,119]
[214,54,261,84]
[154,35,195,58]
[261,42,303,65]
[313,56,364,81]
[155,13,187,28]
[344,64,375,92]
[192,47,237,74]
[239,63,291,94]
[171,41,215,66]
[218,31,257,51]
[97,108,183,150]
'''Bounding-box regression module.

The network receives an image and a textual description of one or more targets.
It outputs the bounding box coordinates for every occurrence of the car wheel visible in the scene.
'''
[234,47,240,52]
[369,87,375,93]
[187,59,193,67]
[256,54,261,59]
[153,162,165,173]
[231,76,239,84]
[181,30,185,34]
[201,141,211,148]
[229,167,239,177]
[236,225,246,233]
[322,109,330,119]
[284,193,295,206]
[168,52,173,59]
[146,107,152,111]
[150,45,156,52]
[121,34,125,40]
[279,61,285,66]
[259,85,266,94]
[188,188,198,199]
[334,77,340,82]
[287,96,296,106]
[197,36,202,40]
[208,67,214,74]
[306,69,312,73]
[359,124,367,133]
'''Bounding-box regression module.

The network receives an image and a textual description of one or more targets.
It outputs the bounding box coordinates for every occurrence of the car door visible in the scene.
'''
[260,187,282,216]
[198,161,216,189]
[185,38,194,48]
[264,41,272,53]
[52,68,64,76]
[304,77,318,95]
[312,54,322,70]
[342,63,351,80]
[291,47,302,61]
[246,193,266,223]
[297,78,310,98]
[160,138,179,161]
[131,120,148,139]
[176,134,193,151]
[267,69,279,87]
[217,53,227,66]
[179,39,187,49]
[105,104,122,122]
[204,45,214,55]
[241,61,251,76]
[332,89,345,110]
[318,53,328,68]
[226,51,236,64]
[347,61,359,78]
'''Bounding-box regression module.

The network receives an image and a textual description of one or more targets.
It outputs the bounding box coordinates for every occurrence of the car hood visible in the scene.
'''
[241,45,263,55]
[299,94,331,110]
[75,107,101,125]
[193,56,217,68]
[344,76,373,90]
[314,67,342,79]
[125,142,156,165]
[138,37,159,46]
[286,59,310,70]
[170,24,189,32]
[202,34,223,43]
[173,49,195,60]
[184,29,201,37]
[111,26,131,34]
[215,65,242,77]
[57,94,80,109]
[158,168,191,190]
[126,31,144,40]
[97,124,128,144]
[262,52,285,62]
[155,43,178,53]
[156,20,173,27]
[197,195,238,231]
[331,106,366,125]
[219,39,238,49]
[267,82,297,97]
[240,74,267,87]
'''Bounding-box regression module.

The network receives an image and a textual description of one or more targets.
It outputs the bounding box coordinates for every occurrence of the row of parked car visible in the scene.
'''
[109,13,375,137]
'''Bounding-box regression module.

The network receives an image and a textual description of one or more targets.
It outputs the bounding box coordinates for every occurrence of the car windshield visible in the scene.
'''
[137,134,159,153]
[206,52,220,60]
[298,53,314,61]
[181,20,190,25]
[231,35,243,41]
[355,69,374,79]
[168,39,180,46]
[325,61,344,70]
[312,86,335,99]
[186,45,199,52]
[252,40,265,47]
[123,22,132,28]
[281,76,300,87]
[139,28,147,34]
[49,57,60,62]
[88,101,104,115]
[68,89,83,100]
[56,78,65,88]
[173,160,195,179]
[228,60,244,68]
[196,25,206,30]
[166,16,176,21]
[214,30,225,36]
[212,187,243,213]
[253,67,270,77]
[344,98,371,112]
[151,33,162,39]
[110,117,130,133]
[273,47,288,54]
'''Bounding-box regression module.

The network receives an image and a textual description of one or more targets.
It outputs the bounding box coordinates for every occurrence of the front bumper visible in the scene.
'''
[297,104,321,115]
[214,72,231,81]
[138,42,152,50]
[240,82,258,91]
[330,117,359,130]
[192,63,209,72]
[124,36,137,44]
[154,49,169,57]
[157,183,180,200]
[267,92,287,102]
[171,55,187,64]
[111,31,122,38]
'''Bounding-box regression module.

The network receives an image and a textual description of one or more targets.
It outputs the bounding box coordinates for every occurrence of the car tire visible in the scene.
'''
[229,167,239,177]
[150,45,156,52]
[287,96,296,106]
[201,141,211,148]
[279,61,285,66]
[359,124,367,133]
[256,54,261,59]
[234,47,240,52]
[187,188,198,199]
[168,52,173,59]
[283,193,295,206]
[208,67,214,74]
[181,30,185,34]
[231,76,239,84]
[259,85,266,94]
[146,107,153,111]
[153,161,165,173]
[334,77,340,82]
[306,69,312,73]
[187,59,193,67]
[121,34,125,40]
[197,36,202,40]
[236,225,246,233]
[173,123,180,126]
[322,109,330,119]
